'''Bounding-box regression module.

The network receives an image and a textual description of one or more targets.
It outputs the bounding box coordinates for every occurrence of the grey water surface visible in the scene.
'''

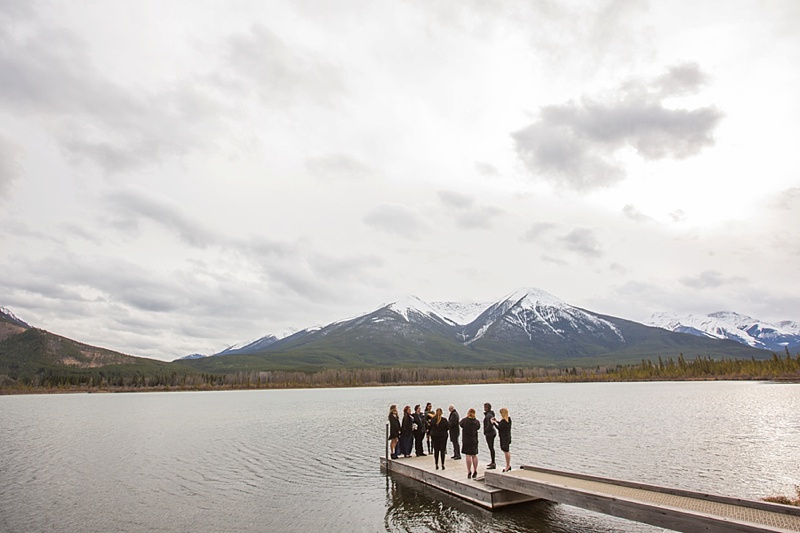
[2,381,799,532]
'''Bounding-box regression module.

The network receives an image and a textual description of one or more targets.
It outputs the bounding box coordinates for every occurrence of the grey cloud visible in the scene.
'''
[106,190,217,248]
[559,228,603,258]
[0,133,21,198]
[622,204,651,222]
[106,190,299,258]
[475,162,499,177]
[521,221,557,242]
[679,269,746,289]
[609,262,627,275]
[669,209,687,223]
[455,206,503,230]
[306,153,373,181]
[0,18,226,174]
[363,203,425,239]
[223,24,345,107]
[308,253,384,282]
[438,191,503,230]
[438,190,475,209]
[4,252,182,313]
[773,187,800,210]
[541,254,568,266]
[512,64,722,190]
[652,62,709,97]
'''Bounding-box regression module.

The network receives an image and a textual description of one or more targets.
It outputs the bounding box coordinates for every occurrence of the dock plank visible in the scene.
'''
[484,465,800,533]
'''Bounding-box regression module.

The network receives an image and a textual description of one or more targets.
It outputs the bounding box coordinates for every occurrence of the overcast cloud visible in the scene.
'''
[512,63,723,190]
[1,0,798,360]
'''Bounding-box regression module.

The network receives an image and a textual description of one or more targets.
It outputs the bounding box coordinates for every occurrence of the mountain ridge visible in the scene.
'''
[184,288,774,370]
[647,311,800,352]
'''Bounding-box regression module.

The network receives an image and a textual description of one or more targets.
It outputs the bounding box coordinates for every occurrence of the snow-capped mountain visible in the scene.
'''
[185,287,779,365]
[460,288,627,356]
[215,334,280,356]
[647,311,800,352]
[0,306,31,329]
[177,353,208,360]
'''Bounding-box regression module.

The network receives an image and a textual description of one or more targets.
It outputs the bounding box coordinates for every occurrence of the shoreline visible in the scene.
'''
[2,375,799,396]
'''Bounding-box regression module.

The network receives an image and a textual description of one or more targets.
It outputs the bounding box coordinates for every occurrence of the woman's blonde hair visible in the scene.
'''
[467,408,476,418]
[389,404,397,415]
[499,407,509,421]
[434,407,443,424]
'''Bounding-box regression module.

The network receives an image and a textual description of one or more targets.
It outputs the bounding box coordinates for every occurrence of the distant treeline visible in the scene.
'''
[3,351,799,394]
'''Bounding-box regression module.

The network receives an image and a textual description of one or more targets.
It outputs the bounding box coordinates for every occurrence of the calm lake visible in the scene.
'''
[1,381,799,532]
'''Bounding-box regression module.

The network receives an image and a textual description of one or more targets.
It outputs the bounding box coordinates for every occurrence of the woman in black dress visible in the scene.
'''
[495,407,512,472]
[460,408,481,479]
[388,404,400,459]
[424,402,434,454]
[428,407,450,470]
[399,405,414,458]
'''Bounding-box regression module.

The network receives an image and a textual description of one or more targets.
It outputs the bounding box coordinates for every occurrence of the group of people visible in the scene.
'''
[387,402,512,478]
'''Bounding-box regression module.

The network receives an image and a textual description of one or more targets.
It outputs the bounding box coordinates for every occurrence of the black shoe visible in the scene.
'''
[454,456,462,460]
[442,464,445,470]
[486,464,496,470]
[390,454,398,459]
[472,471,477,478]
[435,464,439,470]
[467,472,472,479]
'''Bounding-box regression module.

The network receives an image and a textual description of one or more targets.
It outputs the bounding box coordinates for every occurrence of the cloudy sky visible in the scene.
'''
[1,0,798,361]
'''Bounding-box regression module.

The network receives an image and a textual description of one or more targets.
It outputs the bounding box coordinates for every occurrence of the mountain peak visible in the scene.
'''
[0,306,31,329]
[503,287,565,308]
[385,295,440,322]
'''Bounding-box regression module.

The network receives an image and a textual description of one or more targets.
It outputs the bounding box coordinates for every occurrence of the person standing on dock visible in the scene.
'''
[460,408,480,479]
[448,404,461,460]
[483,402,497,470]
[388,405,401,459]
[412,405,427,457]
[495,407,512,472]
[424,402,434,454]
[429,407,450,470]
[399,405,414,457]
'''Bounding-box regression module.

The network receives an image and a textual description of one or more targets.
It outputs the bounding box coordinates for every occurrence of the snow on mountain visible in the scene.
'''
[429,301,491,325]
[215,334,280,356]
[385,295,448,322]
[0,306,31,328]
[177,353,208,360]
[779,320,800,335]
[647,311,800,351]
[466,287,624,344]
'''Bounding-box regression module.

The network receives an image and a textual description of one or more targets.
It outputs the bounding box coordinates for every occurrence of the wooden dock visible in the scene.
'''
[382,457,800,532]
[380,455,537,509]
[486,465,800,533]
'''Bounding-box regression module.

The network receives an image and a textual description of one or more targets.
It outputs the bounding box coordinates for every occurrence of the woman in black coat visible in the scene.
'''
[459,408,481,479]
[428,407,450,470]
[388,404,401,459]
[399,405,414,458]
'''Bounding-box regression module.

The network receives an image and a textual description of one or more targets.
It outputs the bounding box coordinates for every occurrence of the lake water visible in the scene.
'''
[2,381,799,532]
